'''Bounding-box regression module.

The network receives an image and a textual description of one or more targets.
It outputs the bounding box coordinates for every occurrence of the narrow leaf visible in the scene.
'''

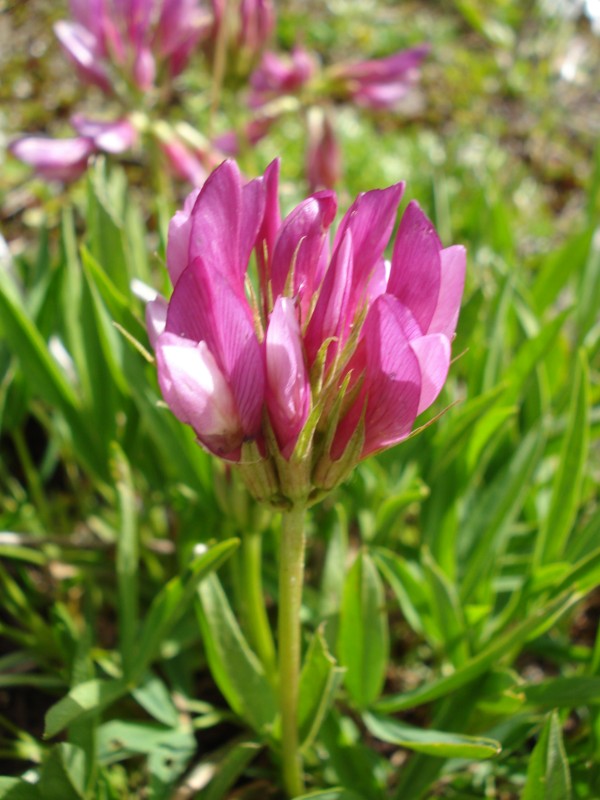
[522,711,572,800]
[338,551,389,709]
[197,574,277,732]
[363,712,501,759]
[535,350,590,565]
[44,679,128,739]
[298,626,345,749]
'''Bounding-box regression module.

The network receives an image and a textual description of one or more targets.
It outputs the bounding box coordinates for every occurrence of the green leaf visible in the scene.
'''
[0,778,43,799]
[132,672,179,727]
[363,712,501,759]
[197,573,277,732]
[521,676,600,709]
[502,309,571,407]
[134,538,239,679]
[459,427,545,601]
[375,590,581,713]
[422,549,469,667]
[522,711,572,800]
[338,551,389,709]
[39,743,86,800]
[45,679,128,739]
[532,228,594,313]
[86,162,130,294]
[298,626,345,749]
[194,738,261,800]
[111,444,139,679]
[535,350,590,565]
[373,549,434,641]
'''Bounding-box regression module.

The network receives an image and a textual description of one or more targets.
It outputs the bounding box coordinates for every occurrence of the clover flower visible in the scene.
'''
[147,159,465,506]
[55,0,210,94]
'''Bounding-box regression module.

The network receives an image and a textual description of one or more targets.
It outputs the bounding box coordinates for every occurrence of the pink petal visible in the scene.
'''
[304,228,354,366]
[188,160,263,291]
[9,136,95,182]
[160,139,207,187]
[133,46,156,91]
[155,332,244,456]
[166,257,264,437]
[145,296,168,348]
[256,158,280,305]
[71,115,137,153]
[270,191,337,317]
[265,297,310,456]
[333,294,421,459]
[387,200,442,335]
[409,334,451,415]
[334,181,405,306]
[427,245,466,338]
[166,187,201,286]
[54,21,111,91]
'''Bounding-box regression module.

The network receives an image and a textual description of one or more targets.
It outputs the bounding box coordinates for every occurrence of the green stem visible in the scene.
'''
[278,503,307,798]
[242,530,277,683]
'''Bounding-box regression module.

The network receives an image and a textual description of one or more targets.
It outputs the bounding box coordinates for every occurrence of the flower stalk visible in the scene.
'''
[278,502,307,798]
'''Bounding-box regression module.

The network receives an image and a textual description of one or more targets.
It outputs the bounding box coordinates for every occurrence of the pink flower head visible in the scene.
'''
[331,44,430,110]
[249,46,317,108]
[8,136,95,182]
[54,0,209,93]
[149,159,465,505]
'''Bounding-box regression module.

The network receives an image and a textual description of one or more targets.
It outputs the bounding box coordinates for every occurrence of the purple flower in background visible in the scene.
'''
[9,117,138,183]
[147,159,465,502]
[8,137,96,182]
[331,44,430,110]
[249,46,316,108]
[54,0,210,93]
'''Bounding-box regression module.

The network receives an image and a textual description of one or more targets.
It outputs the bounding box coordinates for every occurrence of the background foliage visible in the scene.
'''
[0,1,599,798]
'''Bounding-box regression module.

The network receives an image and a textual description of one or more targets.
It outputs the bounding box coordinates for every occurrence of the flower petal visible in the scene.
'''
[304,228,354,366]
[387,200,441,334]
[333,294,421,459]
[54,21,111,91]
[71,114,137,153]
[166,257,264,436]
[270,191,337,318]
[166,187,201,286]
[155,332,243,455]
[265,297,310,456]
[188,159,264,291]
[334,182,405,297]
[145,296,168,348]
[9,136,95,182]
[410,334,451,415]
[427,245,466,338]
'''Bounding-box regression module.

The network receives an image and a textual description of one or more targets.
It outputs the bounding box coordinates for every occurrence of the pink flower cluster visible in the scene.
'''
[55,0,210,93]
[240,43,430,191]
[148,160,465,503]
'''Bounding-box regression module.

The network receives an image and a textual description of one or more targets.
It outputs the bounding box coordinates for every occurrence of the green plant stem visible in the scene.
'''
[278,503,307,798]
[242,530,277,683]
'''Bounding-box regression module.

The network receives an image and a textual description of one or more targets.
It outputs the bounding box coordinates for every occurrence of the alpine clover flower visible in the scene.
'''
[147,159,465,508]
[54,0,211,94]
